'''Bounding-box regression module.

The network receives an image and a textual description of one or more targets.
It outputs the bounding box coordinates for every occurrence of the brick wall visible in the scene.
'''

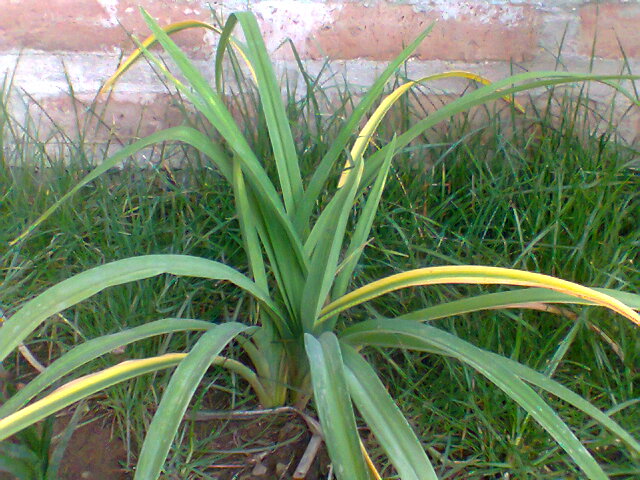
[1,0,638,146]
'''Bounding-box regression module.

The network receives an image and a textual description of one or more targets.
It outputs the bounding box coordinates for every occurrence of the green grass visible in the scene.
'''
[364,122,640,478]
[1,70,638,478]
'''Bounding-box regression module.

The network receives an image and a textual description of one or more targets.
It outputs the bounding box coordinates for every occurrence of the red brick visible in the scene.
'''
[0,0,212,55]
[579,4,640,59]
[303,3,540,62]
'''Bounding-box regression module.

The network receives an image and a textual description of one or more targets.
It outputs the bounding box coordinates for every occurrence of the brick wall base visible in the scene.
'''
[1,0,638,151]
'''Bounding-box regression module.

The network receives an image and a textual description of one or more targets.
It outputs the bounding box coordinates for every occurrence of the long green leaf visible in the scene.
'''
[360,72,639,188]
[134,322,248,479]
[318,266,640,327]
[101,19,255,93]
[336,71,516,188]
[135,10,306,256]
[397,287,640,322]
[133,12,281,210]
[232,161,268,291]
[331,136,396,306]
[231,160,302,347]
[342,319,609,480]
[301,155,363,329]
[250,195,303,324]
[138,9,309,305]
[0,441,40,479]
[232,12,303,216]
[0,354,184,441]
[304,333,370,480]
[214,15,242,93]
[136,10,254,164]
[0,441,40,470]
[0,255,280,363]
[0,454,36,479]
[342,344,437,480]
[213,15,311,313]
[0,318,216,418]
[255,194,308,320]
[239,323,288,407]
[346,318,640,456]
[296,24,435,233]
[488,350,640,456]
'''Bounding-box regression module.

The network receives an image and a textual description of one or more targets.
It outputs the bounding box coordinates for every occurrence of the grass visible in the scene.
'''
[1,66,639,478]
[366,128,640,477]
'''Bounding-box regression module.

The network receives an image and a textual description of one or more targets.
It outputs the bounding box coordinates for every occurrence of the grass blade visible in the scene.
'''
[46,399,86,480]
[10,126,232,246]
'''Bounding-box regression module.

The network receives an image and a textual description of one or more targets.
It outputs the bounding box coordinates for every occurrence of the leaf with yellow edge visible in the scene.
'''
[100,18,255,94]
[0,354,185,441]
[338,71,524,187]
[317,266,640,328]
[395,287,640,322]
[433,70,526,112]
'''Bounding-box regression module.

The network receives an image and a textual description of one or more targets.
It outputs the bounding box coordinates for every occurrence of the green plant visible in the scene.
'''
[0,366,84,480]
[0,417,54,480]
[1,9,640,479]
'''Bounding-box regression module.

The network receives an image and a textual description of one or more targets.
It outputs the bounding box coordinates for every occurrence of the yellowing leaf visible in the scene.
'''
[100,19,255,94]
[319,265,640,327]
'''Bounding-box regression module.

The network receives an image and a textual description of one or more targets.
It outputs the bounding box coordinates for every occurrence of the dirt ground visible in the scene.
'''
[56,412,330,480]
[58,419,128,480]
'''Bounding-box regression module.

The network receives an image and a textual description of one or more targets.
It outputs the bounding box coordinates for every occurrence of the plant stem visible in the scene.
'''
[211,355,272,407]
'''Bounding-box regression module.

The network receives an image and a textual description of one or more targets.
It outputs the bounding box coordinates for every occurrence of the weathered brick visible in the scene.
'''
[579,4,640,59]
[30,93,185,141]
[0,0,212,55]
[293,2,540,62]
[630,108,640,145]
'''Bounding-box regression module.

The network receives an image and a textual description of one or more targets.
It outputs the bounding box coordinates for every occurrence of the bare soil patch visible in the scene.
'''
[58,418,128,480]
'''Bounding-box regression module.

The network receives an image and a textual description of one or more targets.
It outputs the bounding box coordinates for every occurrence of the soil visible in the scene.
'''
[2,369,330,479]
[55,411,330,480]
[58,419,128,480]
[3,357,331,478]
[191,414,330,480]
